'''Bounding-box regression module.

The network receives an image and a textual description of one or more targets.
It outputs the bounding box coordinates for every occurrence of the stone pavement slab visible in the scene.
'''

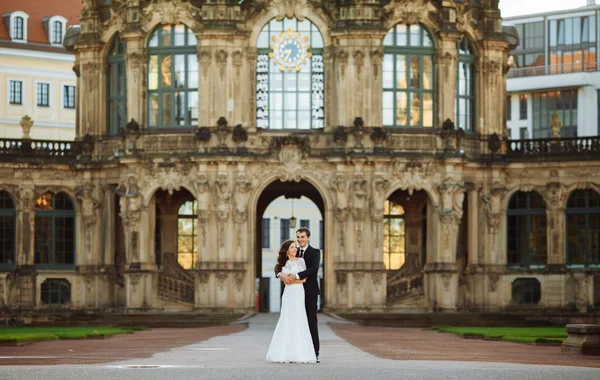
[1,314,599,380]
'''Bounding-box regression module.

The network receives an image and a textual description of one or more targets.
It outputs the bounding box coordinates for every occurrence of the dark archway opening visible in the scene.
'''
[255,180,325,312]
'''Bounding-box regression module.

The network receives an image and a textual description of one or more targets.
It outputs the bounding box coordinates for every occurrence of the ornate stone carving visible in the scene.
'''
[234,271,245,291]
[198,50,212,77]
[331,173,349,247]
[352,175,368,247]
[274,139,306,183]
[392,161,439,196]
[216,50,228,78]
[353,50,364,80]
[338,50,348,78]
[141,0,201,32]
[371,175,390,249]
[75,183,102,258]
[370,48,384,77]
[544,181,567,209]
[488,272,500,292]
[438,178,465,218]
[481,182,508,234]
[215,174,231,248]
[336,270,347,287]
[383,0,438,27]
[233,173,252,226]
[194,174,211,247]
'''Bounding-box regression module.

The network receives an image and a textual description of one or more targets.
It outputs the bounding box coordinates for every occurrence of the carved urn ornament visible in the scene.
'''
[20,115,34,139]
[216,117,229,147]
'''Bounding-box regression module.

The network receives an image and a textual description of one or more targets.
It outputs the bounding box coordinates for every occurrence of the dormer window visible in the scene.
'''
[44,16,67,46]
[52,21,63,44]
[14,17,24,40]
[6,11,29,42]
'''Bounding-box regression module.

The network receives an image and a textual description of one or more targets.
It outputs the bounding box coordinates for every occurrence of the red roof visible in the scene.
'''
[0,0,81,45]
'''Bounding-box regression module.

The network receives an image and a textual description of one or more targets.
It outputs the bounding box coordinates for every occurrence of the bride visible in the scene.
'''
[266,240,317,363]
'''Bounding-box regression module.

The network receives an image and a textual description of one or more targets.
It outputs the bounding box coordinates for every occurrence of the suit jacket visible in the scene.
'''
[274,245,321,298]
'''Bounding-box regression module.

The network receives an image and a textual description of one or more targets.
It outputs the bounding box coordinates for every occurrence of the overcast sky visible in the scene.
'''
[500,0,592,18]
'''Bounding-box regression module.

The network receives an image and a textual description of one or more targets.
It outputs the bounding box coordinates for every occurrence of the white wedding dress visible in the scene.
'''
[266,258,317,363]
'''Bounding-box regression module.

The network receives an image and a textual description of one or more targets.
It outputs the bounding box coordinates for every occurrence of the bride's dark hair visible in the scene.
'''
[275,239,295,273]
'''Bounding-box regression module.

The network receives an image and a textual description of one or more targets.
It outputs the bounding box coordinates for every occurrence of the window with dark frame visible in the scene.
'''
[0,191,16,269]
[262,218,270,248]
[319,220,323,250]
[63,85,76,109]
[512,278,541,305]
[506,96,512,121]
[507,191,547,268]
[566,190,600,267]
[300,219,310,229]
[107,37,127,135]
[9,80,23,105]
[280,219,290,245]
[177,200,198,270]
[52,21,63,44]
[34,192,75,269]
[383,200,406,270]
[383,24,435,128]
[37,83,50,107]
[147,24,198,128]
[41,278,71,305]
[13,16,24,40]
[519,94,527,120]
[532,89,578,138]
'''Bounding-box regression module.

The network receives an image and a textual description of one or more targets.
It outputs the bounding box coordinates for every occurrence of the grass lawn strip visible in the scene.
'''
[0,326,148,344]
[426,326,567,344]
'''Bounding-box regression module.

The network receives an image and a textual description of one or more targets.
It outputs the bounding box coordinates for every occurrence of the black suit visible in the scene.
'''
[275,245,320,357]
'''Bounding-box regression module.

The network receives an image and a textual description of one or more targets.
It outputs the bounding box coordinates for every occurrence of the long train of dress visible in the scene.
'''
[266,258,316,363]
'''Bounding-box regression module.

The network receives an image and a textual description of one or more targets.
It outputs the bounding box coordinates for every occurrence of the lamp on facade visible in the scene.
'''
[290,198,297,229]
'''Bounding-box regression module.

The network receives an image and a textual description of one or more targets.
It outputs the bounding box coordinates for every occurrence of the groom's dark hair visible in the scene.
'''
[296,227,311,237]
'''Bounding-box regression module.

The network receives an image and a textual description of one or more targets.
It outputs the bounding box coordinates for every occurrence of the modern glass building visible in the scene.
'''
[505,0,600,139]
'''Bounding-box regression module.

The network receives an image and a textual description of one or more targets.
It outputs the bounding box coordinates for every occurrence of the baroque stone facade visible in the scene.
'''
[0,0,599,316]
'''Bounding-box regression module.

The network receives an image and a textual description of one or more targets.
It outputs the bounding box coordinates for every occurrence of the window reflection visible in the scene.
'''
[383,24,435,128]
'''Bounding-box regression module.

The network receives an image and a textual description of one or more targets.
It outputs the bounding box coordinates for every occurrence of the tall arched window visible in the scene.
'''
[456,38,475,133]
[107,36,127,135]
[507,191,547,267]
[383,24,435,128]
[34,192,76,269]
[383,200,405,270]
[566,190,600,267]
[148,24,198,128]
[0,191,16,270]
[177,200,198,269]
[256,18,324,129]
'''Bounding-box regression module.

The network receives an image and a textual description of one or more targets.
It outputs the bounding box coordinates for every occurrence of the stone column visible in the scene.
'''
[435,33,461,127]
[124,34,146,129]
[103,185,115,266]
[118,177,152,309]
[423,179,465,311]
[478,182,508,310]
[544,181,569,309]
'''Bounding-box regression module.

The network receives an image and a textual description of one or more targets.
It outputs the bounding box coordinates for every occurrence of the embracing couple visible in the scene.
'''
[266,227,321,364]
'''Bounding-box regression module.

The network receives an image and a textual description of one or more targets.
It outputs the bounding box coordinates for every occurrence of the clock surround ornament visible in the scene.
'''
[269,29,312,72]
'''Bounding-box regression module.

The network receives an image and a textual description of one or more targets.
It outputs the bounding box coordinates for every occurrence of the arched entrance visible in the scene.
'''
[384,189,432,307]
[255,180,325,312]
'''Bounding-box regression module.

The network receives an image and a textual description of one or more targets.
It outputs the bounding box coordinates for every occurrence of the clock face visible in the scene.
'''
[269,29,312,72]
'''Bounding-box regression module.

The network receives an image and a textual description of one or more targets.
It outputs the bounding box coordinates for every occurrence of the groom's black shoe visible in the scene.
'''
[316,356,320,363]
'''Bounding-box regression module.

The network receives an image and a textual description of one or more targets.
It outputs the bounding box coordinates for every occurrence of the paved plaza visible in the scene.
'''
[1,314,599,380]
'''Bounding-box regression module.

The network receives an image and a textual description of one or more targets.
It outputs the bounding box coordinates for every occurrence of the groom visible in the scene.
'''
[276,227,321,362]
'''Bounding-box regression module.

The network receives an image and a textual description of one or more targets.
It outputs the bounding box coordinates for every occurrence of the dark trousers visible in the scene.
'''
[305,293,319,356]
